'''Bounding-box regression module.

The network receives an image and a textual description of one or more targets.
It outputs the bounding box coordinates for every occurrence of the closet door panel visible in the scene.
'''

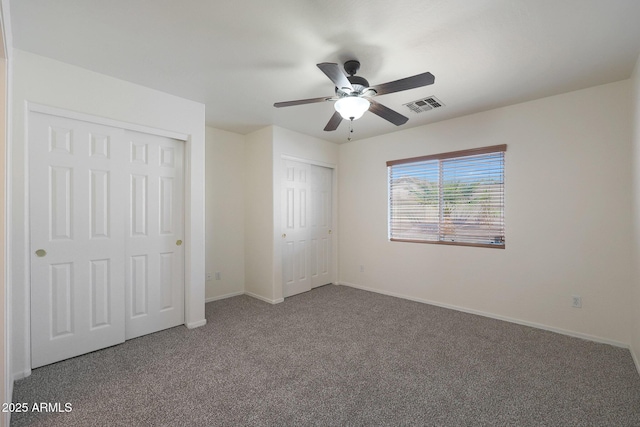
[30,112,126,368]
[124,130,184,340]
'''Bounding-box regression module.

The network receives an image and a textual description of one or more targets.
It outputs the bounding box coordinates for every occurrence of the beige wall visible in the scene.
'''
[338,80,633,345]
[631,54,640,370]
[205,126,245,301]
[244,126,275,301]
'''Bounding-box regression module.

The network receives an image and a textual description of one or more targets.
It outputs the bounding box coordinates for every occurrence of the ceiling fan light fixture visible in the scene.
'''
[334,96,370,120]
[274,61,434,131]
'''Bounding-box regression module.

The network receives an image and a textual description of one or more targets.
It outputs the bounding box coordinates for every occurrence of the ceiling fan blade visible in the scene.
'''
[317,63,353,92]
[368,99,409,126]
[372,72,435,96]
[273,96,333,108]
[324,111,343,131]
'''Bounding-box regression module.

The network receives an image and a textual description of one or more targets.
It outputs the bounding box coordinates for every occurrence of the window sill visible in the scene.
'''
[390,238,505,249]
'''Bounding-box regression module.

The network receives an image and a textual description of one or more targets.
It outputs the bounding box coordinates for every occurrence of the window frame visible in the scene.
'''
[387,144,507,249]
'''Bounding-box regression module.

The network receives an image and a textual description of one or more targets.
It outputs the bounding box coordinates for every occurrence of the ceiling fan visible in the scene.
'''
[273,60,435,131]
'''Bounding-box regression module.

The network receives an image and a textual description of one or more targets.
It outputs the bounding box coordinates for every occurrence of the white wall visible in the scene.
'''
[205,126,245,301]
[339,80,633,345]
[10,50,207,379]
[0,44,7,427]
[631,54,640,370]
[1,3,12,423]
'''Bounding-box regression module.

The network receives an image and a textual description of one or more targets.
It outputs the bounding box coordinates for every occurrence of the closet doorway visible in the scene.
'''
[281,159,334,298]
[29,111,185,368]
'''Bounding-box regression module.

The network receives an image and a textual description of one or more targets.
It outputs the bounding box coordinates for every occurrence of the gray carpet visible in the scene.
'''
[10,285,640,426]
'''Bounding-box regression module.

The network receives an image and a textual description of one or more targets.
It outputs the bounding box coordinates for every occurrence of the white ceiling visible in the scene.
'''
[9,0,640,144]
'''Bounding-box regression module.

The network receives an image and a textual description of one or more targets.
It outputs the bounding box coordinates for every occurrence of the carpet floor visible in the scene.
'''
[10,284,640,426]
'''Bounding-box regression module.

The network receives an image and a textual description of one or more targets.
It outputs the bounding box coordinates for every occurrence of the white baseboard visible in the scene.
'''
[206,290,285,305]
[186,319,207,329]
[4,379,13,426]
[631,346,640,376]
[340,282,630,349]
[12,368,30,381]
[245,291,284,305]
[205,291,244,303]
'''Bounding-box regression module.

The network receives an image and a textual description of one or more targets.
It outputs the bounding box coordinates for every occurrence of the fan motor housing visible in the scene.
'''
[333,60,370,96]
[336,75,370,97]
[348,75,369,88]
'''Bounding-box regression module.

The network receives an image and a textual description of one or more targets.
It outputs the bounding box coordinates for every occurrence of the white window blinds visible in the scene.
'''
[388,145,506,248]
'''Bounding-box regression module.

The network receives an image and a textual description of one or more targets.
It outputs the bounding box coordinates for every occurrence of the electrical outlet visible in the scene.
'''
[206,272,213,281]
[215,272,221,280]
[572,295,582,308]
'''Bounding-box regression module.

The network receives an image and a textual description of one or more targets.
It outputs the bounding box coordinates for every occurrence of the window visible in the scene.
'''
[388,145,506,248]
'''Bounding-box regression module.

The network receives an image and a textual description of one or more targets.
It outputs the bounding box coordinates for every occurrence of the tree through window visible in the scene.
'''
[388,145,506,248]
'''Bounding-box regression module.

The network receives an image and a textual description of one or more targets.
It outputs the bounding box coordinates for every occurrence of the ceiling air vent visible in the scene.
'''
[403,96,445,114]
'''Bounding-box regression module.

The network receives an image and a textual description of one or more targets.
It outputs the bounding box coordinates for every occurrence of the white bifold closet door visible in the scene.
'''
[29,112,184,368]
[125,130,184,340]
[281,159,333,298]
[309,164,332,289]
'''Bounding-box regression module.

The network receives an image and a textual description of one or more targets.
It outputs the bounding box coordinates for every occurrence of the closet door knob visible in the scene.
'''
[176,240,182,246]
[35,249,47,257]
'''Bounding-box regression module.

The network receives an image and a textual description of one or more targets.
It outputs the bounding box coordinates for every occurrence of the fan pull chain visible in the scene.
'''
[347,119,354,141]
